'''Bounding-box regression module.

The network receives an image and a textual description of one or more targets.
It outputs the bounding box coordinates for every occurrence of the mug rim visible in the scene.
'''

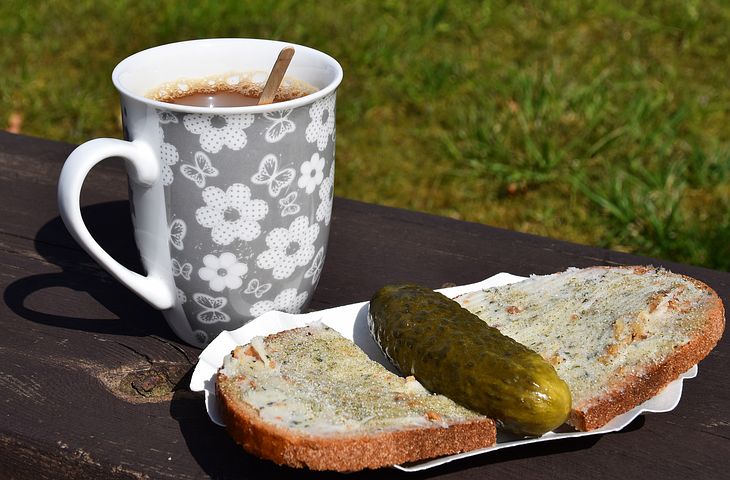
[112,38,343,114]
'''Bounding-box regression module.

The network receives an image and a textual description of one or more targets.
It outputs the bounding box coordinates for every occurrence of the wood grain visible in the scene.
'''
[0,131,728,479]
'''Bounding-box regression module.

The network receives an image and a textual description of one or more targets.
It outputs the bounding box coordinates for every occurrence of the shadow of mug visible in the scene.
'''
[3,200,179,340]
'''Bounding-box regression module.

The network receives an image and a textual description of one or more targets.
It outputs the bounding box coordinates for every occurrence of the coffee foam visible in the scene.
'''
[146,70,318,104]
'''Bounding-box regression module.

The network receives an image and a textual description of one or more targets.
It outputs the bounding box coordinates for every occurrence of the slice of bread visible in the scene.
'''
[456,266,725,431]
[216,322,496,472]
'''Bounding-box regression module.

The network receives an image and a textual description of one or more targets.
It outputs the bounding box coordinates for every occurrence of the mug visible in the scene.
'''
[58,39,343,347]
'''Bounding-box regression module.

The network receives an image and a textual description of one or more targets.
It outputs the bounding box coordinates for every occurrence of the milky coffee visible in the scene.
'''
[146,71,317,107]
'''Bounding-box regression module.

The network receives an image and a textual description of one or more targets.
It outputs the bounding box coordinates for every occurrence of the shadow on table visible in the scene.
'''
[170,380,347,479]
[3,200,177,340]
[169,358,634,479]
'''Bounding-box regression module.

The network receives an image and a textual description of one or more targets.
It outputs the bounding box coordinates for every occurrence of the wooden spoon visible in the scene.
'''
[258,47,295,105]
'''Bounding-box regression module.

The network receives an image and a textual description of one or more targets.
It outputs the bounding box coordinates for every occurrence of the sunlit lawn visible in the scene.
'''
[2,0,728,269]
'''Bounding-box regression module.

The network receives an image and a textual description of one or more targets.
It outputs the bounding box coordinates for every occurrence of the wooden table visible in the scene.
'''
[1,131,728,479]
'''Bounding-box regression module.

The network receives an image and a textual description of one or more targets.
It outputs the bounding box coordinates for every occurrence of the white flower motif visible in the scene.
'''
[304,247,325,285]
[193,293,230,324]
[169,218,187,251]
[305,93,336,151]
[250,288,308,317]
[198,252,247,292]
[183,113,254,153]
[256,216,320,280]
[195,184,268,246]
[297,153,325,194]
[316,162,335,225]
[158,126,179,186]
[264,109,296,143]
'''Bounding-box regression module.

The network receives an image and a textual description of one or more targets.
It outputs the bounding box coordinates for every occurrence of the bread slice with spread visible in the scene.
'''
[216,322,496,472]
[456,266,725,431]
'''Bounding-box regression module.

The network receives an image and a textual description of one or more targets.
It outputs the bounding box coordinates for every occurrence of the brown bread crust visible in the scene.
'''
[216,375,496,471]
[569,268,725,430]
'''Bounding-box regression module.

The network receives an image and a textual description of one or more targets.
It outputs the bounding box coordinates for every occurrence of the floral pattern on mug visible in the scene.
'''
[316,162,335,225]
[297,152,325,194]
[159,126,180,186]
[195,184,268,246]
[256,216,319,280]
[193,293,230,324]
[149,87,338,344]
[264,109,296,143]
[198,252,247,292]
[184,113,254,153]
[305,93,336,151]
[249,288,308,317]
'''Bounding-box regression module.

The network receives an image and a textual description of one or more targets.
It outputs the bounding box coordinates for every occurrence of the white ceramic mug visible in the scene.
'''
[58,39,343,347]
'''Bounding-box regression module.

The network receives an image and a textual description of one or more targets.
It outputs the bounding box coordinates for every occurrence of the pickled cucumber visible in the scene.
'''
[368,284,571,436]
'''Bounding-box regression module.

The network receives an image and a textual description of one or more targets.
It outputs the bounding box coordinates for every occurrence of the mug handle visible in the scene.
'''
[58,138,175,310]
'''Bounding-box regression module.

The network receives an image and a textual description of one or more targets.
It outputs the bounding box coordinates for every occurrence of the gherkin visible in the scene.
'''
[368,284,571,436]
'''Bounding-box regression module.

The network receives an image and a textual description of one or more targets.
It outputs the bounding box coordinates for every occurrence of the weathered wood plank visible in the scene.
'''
[1,131,728,479]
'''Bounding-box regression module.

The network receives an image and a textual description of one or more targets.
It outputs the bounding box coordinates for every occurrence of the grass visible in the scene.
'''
[1,0,728,270]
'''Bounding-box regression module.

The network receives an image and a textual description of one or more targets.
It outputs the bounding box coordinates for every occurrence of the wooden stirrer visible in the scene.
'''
[258,47,295,105]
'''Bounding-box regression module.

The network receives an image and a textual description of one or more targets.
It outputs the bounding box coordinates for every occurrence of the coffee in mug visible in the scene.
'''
[147,72,318,107]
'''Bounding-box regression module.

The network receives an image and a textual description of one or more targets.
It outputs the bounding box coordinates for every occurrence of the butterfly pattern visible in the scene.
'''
[264,109,296,143]
[244,278,272,298]
[168,218,186,251]
[157,109,179,124]
[193,293,230,324]
[251,154,296,197]
[180,151,219,188]
[278,191,301,217]
[193,329,208,345]
[172,258,192,280]
[157,95,337,345]
[304,247,325,285]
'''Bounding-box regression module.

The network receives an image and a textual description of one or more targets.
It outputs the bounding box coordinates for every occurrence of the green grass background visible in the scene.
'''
[2,0,728,270]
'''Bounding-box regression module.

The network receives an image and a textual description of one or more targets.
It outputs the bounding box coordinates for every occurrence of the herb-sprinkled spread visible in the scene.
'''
[456,267,711,410]
[219,322,484,435]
